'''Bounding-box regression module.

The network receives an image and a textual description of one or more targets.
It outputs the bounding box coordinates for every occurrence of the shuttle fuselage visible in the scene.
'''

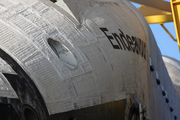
[0,0,179,120]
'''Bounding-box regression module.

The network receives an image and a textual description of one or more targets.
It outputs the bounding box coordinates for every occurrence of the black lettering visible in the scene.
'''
[112,33,125,50]
[139,38,142,57]
[134,37,139,54]
[141,41,146,60]
[100,28,120,49]
[141,42,144,57]
[143,43,146,60]
[141,40,144,57]
[131,36,136,53]
[126,35,134,52]
[119,29,131,51]
[100,27,146,60]
[139,39,144,58]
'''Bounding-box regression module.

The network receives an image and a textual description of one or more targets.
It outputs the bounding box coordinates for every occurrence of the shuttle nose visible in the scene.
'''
[162,56,180,100]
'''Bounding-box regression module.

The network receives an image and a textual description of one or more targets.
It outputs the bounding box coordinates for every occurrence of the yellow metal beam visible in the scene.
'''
[170,0,180,51]
[131,0,180,52]
[137,6,171,17]
[130,0,171,12]
[145,15,173,24]
[160,24,177,42]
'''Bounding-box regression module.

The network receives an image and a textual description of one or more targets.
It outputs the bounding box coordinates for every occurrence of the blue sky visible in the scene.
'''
[132,1,180,61]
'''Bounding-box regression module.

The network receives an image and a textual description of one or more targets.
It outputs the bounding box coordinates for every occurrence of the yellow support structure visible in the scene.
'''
[131,0,180,52]
[130,0,171,12]
[145,15,173,24]
[160,24,177,42]
[170,0,180,51]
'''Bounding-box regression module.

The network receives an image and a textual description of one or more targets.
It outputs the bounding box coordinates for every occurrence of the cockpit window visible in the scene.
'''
[47,38,77,69]
[50,0,57,3]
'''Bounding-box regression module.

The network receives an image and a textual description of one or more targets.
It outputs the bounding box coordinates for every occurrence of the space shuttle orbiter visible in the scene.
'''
[0,0,179,120]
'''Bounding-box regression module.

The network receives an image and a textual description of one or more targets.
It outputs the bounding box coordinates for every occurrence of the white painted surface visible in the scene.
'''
[163,56,180,100]
[0,58,16,74]
[0,1,178,120]
[0,58,17,98]
[55,0,78,22]
[0,72,18,99]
